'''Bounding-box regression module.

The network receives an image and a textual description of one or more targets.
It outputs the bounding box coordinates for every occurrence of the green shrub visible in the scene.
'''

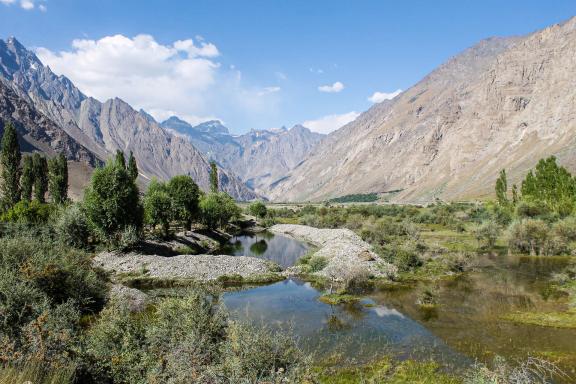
[508,219,551,255]
[308,255,328,272]
[199,192,241,229]
[167,175,200,229]
[474,220,500,250]
[248,201,267,218]
[143,179,172,237]
[53,204,90,249]
[0,200,54,224]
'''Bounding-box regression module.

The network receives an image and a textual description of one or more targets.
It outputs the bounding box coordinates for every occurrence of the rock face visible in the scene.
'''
[0,37,256,200]
[161,117,324,196]
[269,224,397,280]
[270,18,576,202]
[94,252,276,282]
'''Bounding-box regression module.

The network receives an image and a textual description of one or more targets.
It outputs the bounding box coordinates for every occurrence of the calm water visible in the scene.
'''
[221,250,576,376]
[217,231,309,268]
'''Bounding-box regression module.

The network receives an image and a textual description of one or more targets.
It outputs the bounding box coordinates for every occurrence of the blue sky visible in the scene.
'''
[1,1,576,133]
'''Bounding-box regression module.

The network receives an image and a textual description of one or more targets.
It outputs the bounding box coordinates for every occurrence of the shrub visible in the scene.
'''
[199,192,242,229]
[0,200,54,224]
[53,204,90,248]
[166,175,200,229]
[474,220,500,249]
[307,255,328,272]
[508,219,551,255]
[342,267,373,294]
[143,179,172,237]
[515,200,550,219]
[248,201,267,218]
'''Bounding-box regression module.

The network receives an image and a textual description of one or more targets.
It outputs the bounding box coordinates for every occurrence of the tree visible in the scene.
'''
[209,161,218,193]
[20,155,34,202]
[520,156,576,216]
[32,153,48,203]
[199,192,241,229]
[167,175,200,229]
[0,122,21,210]
[248,201,267,218]
[83,161,143,244]
[495,169,508,206]
[512,184,519,205]
[48,153,68,204]
[127,151,138,181]
[143,179,172,237]
[115,150,126,169]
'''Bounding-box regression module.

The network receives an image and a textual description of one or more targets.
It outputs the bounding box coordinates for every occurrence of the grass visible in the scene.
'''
[315,357,460,384]
[318,293,360,305]
[0,362,75,384]
[502,309,576,329]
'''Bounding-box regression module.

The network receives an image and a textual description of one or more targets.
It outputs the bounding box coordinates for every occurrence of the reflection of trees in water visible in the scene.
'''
[250,240,268,255]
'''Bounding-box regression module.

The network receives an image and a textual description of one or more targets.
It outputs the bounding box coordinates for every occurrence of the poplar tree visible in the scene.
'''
[209,161,218,193]
[48,153,68,204]
[20,155,34,202]
[127,151,138,181]
[115,150,126,169]
[0,122,21,209]
[495,169,508,206]
[32,153,48,203]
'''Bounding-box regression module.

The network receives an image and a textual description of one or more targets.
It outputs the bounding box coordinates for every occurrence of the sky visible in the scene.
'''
[1,1,576,134]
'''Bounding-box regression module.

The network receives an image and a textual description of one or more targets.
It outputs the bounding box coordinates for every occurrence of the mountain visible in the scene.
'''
[269,17,576,202]
[0,37,256,200]
[161,117,324,195]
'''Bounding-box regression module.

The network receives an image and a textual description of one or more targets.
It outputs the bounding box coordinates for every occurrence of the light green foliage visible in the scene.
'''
[127,151,138,181]
[143,179,172,237]
[495,169,509,206]
[167,175,200,228]
[32,153,48,203]
[248,200,267,218]
[307,255,328,272]
[53,203,90,249]
[83,160,143,245]
[114,149,126,169]
[0,200,54,224]
[474,220,500,249]
[521,156,576,216]
[20,155,33,202]
[47,153,68,204]
[508,219,551,255]
[199,192,241,229]
[0,122,21,210]
[209,160,218,193]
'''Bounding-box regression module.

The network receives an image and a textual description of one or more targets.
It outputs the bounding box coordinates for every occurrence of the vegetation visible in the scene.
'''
[47,153,68,204]
[210,160,218,193]
[200,192,242,229]
[0,122,21,209]
[329,193,379,203]
[247,200,267,218]
[32,153,48,203]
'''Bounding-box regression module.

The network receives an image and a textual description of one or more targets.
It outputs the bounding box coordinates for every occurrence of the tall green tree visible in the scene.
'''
[83,160,143,243]
[209,161,218,193]
[115,150,126,169]
[143,179,172,237]
[0,122,21,210]
[199,192,241,229]
[495,169,508,206]
[20,155,34,202]
[32,153,48,203]
[48,153,68,204]
[167,175,200,229]
[127,151,138,181]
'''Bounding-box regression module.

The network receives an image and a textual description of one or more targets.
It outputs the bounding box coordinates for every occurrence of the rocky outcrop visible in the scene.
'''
[94,252,276,282]
[270,18,576,203]
[161,117,324,196]
[269,224,397,280]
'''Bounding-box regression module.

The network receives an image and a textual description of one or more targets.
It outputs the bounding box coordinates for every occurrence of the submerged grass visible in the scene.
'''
[502,309,576,329]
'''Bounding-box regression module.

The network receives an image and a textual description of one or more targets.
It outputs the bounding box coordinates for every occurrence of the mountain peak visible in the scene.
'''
[193,120,229,135]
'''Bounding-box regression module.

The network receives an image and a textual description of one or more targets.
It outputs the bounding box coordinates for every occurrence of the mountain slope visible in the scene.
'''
[0,37,256,200]
[270,18,576,202]
[161,117,324,195]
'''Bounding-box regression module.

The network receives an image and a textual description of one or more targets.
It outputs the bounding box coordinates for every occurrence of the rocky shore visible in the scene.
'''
[270,224,397,280]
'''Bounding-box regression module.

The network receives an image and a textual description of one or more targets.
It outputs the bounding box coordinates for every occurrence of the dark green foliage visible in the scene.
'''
[83,161,143,245]
[248,200,267,218]
[329,193,379,203]
[167,175,200,228]
[495,169,508,206]
[521,156,576,216]
[48,153,68,204]
[143,179,172,237]
[20,155,33,202]
[32,153,48,203]
[209,160,218,193]
[127,151,138,181]
[199,192,241,229]
[0,122,21,210]
[0,200,55,224]
[53,204,90,249]
[114,150,126,169]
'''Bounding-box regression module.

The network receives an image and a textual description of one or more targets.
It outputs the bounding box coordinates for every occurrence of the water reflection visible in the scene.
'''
[218,231,308,268]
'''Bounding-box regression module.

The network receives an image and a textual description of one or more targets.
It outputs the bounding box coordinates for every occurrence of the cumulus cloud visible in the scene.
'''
[0,0,45,10]
[302,111,359,134]
[368,89,402,103]
[36,34,280,130]
[318,81,344,93]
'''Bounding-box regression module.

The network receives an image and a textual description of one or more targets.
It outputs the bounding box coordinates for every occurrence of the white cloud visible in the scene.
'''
[368,89,402,103]
[20,0,33,9]
[0,0,16,5]
[38,3,46,11]
[309,68,324,74]
[36,34,279,130]
[0,0,46,10]
[302,111,359,134]
[318,81,344,93]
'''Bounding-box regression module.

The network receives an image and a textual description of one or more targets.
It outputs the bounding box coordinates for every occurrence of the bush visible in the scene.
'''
[0,200,54,224]
[143,179,172,237]
[508,219,551,255]
[474,220,500,249]
[307,255,328,272]
[53,204,90,248]
[248,201,267,218]
[167,175,200,229]
[199,192,242,229]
